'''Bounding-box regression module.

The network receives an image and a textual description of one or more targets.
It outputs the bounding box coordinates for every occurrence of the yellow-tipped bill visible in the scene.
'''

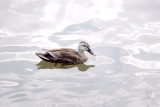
[87,48,96,56]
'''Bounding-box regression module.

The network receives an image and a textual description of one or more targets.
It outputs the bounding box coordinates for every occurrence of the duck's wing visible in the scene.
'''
[52,48,82,64]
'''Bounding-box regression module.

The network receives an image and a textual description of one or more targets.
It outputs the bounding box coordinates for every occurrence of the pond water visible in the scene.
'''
[0,0,160,107]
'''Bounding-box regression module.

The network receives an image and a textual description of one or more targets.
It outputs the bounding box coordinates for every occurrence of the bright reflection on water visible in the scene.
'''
[0,0,160,107]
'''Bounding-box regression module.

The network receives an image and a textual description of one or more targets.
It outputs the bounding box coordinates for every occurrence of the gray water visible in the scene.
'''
[0,0,160,107]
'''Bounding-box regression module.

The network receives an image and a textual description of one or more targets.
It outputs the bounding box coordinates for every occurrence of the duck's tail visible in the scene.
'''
[35,52,50,61]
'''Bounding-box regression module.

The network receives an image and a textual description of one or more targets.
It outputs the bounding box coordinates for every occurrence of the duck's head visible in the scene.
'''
[78,41,96,56]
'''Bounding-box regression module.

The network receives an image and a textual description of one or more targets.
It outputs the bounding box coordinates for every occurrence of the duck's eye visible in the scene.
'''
[82,45,87,47]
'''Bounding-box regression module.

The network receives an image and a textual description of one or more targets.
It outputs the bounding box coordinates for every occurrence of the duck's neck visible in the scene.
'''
[78,50,88,60]
[78,50,85,56]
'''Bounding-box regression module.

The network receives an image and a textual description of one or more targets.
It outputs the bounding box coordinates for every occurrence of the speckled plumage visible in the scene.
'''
[35,41,96,64]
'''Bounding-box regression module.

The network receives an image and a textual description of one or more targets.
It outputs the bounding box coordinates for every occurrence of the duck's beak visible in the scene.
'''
[87,48,96,56]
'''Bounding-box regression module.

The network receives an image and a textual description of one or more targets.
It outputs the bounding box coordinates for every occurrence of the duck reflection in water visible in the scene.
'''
[36,61,95,71]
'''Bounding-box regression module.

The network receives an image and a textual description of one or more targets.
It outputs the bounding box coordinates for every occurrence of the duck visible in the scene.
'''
[35,41,96,64]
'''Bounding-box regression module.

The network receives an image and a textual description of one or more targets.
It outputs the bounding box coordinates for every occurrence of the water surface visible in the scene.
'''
[0,0,160,107]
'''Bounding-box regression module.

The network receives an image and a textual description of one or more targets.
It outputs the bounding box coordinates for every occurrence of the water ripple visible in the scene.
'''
[0,81,18,87]
[120,56,160,69]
